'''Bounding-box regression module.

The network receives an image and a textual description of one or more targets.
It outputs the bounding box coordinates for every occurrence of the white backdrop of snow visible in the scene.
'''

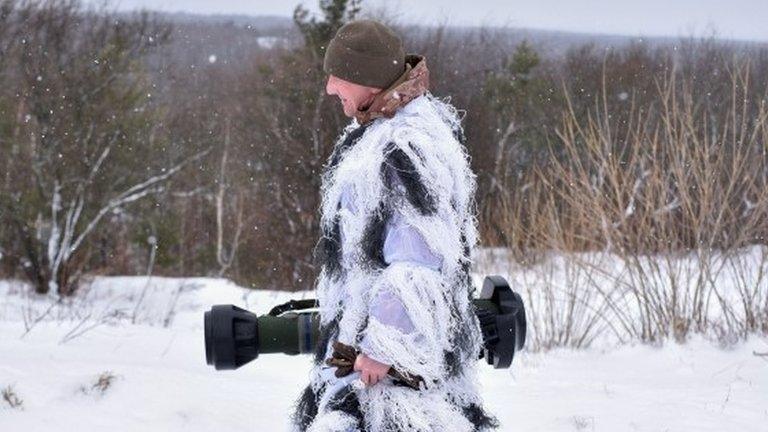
[0,271,765,431]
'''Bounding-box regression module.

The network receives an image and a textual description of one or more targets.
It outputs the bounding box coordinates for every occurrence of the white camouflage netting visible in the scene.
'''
[304,94,489,432]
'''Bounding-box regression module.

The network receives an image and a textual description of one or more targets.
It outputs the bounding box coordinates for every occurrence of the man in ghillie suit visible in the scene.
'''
[292,19,498,432]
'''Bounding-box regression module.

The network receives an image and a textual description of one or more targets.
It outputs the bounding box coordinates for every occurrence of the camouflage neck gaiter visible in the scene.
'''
[353,54,431,125]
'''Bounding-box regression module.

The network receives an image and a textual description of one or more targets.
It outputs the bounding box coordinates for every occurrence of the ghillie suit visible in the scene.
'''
[292,56,498,432]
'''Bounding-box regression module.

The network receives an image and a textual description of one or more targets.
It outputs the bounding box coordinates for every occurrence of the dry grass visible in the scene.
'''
[79,371,118,396]
[2,385,23,409]
[484,59,768,349]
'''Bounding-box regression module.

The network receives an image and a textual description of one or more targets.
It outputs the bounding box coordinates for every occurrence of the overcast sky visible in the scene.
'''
[101,0,768,42]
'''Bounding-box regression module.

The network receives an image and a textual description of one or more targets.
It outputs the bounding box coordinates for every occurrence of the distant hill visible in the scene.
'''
[149,12,765,59]
[134,10,766,86]
[157,12,294,34]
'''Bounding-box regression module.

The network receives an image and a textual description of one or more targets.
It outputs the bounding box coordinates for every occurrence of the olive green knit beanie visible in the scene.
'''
[323,19,406,89]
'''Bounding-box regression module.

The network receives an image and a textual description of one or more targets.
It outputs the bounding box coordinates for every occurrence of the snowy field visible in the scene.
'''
[1,276,766,431]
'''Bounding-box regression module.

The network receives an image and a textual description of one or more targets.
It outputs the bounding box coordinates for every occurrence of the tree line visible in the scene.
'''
[0,0,766,297]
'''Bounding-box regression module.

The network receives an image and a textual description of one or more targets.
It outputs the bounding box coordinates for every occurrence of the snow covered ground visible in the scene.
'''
[1,276,766,431]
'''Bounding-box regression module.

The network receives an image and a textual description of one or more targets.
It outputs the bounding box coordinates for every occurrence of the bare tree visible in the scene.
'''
[0,0,207,295]
[215,117,245,277]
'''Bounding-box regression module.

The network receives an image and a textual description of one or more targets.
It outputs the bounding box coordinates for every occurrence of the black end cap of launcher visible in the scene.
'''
[479,275,527,369]
[204,304,260,370]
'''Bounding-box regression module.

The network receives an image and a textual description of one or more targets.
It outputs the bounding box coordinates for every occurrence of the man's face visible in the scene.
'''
[326,75,382,118]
